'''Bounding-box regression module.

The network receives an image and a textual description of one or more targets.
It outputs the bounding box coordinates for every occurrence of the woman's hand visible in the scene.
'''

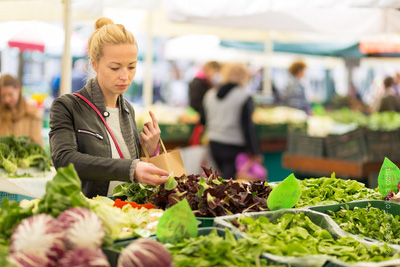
[141,111,161,156]
[134,161,169,186]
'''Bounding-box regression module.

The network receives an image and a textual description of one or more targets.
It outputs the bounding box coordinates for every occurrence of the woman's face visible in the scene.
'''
[0,85,20,110]
[92,43,138,97]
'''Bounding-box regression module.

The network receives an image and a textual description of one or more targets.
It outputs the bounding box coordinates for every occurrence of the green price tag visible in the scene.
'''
[267,173,301,211]
[156,199,198,244]
[378,157,400,197]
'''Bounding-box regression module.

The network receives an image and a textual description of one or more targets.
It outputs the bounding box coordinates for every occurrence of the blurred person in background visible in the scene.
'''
[201,63,263,180]
[375,76,400,112]
[49,17,169,198]
[189,61,221,114]
[280,60,311,114]
[71,58,88,93]
[0,74,43,146]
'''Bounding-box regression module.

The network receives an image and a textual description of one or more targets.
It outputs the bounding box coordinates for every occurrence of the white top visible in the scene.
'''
[203,86,249,146]
[105,106,131,196]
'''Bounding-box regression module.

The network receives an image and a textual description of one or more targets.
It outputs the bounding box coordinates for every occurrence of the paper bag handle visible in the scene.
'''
[142,138,167,158]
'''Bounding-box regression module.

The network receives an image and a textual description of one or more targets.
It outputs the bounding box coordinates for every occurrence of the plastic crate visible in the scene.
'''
[325,128,368,161]
[214,209,400,267]
[366,129,400,161]
[287,131,325,157]
[159,123,195,142]
[256,123,288,140]
[195,216,214,227]
[309,200,400,244]
[0,191,33,205]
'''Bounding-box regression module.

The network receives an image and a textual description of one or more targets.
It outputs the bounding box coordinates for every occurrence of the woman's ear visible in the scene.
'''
[91,59,98,73]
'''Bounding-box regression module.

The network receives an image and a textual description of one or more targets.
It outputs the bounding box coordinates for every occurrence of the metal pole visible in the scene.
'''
[60,0,72,95]
[262,40,273,95]
[143,10,154,107]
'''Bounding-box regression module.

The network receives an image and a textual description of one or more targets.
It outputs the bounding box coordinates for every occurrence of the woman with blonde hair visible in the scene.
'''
[0,74,43,146]
[49,18,169,197]
[201,63,263,180]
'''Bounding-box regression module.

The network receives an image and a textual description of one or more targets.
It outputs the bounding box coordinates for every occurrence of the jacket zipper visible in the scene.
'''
[78,129,103,140]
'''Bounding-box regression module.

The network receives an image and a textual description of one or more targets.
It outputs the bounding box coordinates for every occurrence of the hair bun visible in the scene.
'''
[95,17,114,30]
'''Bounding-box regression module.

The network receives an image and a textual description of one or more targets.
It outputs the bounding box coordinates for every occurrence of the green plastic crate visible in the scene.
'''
[195,216,214,227]
[159,123,195,142]
[256,124,288,140]
[325,128,369,162]
[287,131,325,157]
[0,191,33,205]
[308,200,400,215]
[214,209,400,267]
[309,200,400,244]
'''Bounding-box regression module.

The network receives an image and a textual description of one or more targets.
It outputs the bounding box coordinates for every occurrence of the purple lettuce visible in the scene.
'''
[149,167,272,217]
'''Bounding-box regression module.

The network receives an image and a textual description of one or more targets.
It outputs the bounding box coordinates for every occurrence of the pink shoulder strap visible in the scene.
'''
[73,93,124,159]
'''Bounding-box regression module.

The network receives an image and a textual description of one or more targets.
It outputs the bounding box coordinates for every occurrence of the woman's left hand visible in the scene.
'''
[141,111,161,156]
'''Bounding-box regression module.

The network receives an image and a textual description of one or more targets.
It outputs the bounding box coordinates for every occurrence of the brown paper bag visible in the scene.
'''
[140,138,186,177]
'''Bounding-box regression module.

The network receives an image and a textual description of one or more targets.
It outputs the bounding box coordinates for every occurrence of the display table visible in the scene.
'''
[0,168,55,199]
[282,153,394,187]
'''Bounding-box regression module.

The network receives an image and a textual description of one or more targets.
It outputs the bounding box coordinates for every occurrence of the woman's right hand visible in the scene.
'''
[134,161,169,186]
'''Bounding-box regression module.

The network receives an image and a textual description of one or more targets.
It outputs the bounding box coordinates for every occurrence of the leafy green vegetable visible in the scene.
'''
[167,229,285,267]
[164,172,178,190]
[37,163,89,217]
[296,174,382,207]
[238,213,400,263]
[368,111,400,131]
[113,182,155,204]
[0,199,33,246]
[0,244,17,267]
[1,158,17,174]
[329,204,400,244]
[0,135,51,173]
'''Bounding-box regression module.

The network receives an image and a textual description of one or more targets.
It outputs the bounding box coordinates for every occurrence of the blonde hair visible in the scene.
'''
[221,63,249,87]
[88,17,137,63]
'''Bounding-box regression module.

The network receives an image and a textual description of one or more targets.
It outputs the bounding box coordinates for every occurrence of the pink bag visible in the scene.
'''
[235,153,268,181]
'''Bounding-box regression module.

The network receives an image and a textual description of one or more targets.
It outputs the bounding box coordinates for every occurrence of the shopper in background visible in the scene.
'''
[375,76,400,112]
[280,60,311,114]
[189,61,221,114]
[201,63,263,180]
[0,74,43,146]
[49,17,169,198]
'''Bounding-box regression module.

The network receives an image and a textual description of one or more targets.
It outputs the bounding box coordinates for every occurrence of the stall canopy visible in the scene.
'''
[165,0,400,36]
[220,41,365,58]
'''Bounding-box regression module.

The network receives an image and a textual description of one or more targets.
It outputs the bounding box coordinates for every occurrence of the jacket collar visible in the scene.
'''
[83,78,130,115]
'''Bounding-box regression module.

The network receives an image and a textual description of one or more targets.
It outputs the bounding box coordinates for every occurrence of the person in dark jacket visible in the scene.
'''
[376,76,400,112]
[201,63,263,180]
[49,17,169,198]
[189,61,221,113]
[280,60,311,114]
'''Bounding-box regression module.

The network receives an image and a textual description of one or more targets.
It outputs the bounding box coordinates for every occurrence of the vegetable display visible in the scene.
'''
[296,174,382,207]
[114,167,272,217]
[328,204,400,244]
[117,238,172,267]
[167,229,282,267]
[148,167,272,217]
[57,248,110,267]
[237,213,399,263]
[57,207,104,249]
[9,214,66,265]
[37,163,89,217]
[0,135,51,174]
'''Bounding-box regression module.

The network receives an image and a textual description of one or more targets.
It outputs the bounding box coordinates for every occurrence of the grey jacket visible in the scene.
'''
[49,78,140,198]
